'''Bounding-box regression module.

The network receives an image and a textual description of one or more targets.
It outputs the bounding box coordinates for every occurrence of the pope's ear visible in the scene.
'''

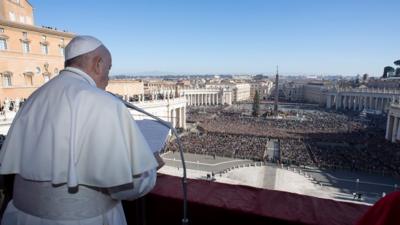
[92,56,102,75]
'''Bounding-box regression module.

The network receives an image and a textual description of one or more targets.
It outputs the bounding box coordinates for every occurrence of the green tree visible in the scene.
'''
[252,90,260,117]
[382,66,395,78]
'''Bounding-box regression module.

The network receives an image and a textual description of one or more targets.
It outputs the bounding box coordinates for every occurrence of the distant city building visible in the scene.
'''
[367,78,400,89]
[280,80,331,106]
[106,79,144,97]
[249,80,273,100]
[144,79,177,94]
[302,82,330,105]
[0,0,74,102]
[205,82,250,102]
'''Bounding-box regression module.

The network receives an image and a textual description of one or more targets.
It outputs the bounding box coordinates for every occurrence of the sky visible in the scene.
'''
[30,0,400,76]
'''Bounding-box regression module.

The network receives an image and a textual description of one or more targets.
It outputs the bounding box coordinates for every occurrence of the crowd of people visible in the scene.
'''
[167,105,400,175]
[166,132,269,160]
[280,139,314,166]
[196,110,364,139]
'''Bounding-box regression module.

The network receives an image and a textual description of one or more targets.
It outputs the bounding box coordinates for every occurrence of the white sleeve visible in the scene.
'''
[108,169,157,200]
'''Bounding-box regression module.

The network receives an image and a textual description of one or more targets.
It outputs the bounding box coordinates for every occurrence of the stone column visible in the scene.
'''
[361,97,365,110]
[336,95,341,110]
[376,97,379,111]
[386,115,394,140]
[392,117,399,143]
[181,107,186,129]
[343,96,347,110]
[198,94,201,105]
[360,96,364,110]
[397,118,400,141]
[173,109,177,128]
[326,95,332,109]
[170,109,174,126]
[353,96,358,111]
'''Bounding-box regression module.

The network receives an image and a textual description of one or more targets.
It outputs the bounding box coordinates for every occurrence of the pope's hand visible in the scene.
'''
[154,153,165,170]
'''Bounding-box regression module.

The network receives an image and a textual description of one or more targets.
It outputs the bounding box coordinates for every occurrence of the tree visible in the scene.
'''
[362,73,369,83]
[382,66,395,78]
[396,68,400,77]
[353,74,360,87]
[252,90,260,117]
[394,60,400,77]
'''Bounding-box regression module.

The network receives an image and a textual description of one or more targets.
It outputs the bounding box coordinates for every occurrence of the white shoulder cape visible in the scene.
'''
[0,69,158,188]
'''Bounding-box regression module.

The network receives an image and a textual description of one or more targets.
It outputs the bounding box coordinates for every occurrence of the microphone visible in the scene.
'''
[108,92,189,225]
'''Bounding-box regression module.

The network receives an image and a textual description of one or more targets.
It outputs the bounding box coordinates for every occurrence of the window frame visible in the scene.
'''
[0,39,7,51]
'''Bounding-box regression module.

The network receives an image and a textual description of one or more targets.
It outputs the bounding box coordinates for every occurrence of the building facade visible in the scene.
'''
[249,80,273,100]
[106,79,144,97]
[181,88,232,106]
[302,83,328,106]
[132,97,186,129]
[326,88,400,113]
[0,0,74,103]
[205,83,250,103]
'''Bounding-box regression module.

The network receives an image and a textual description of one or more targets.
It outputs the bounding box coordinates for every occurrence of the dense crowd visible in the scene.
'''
[166,132,269,160]
[166,106,400,175]
[198,111,364,139]
[280,139,314,166]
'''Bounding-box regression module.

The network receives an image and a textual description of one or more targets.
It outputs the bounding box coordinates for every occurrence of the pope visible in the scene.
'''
[0,35,163,225]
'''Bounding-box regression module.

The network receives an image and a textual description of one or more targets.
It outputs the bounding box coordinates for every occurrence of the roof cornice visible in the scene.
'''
[0,19,75,38]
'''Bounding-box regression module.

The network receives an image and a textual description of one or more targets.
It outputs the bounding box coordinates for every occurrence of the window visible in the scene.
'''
[42,35,47,41]
[0,39,7,50]
[0,28,4,33]
[19,16,25,23]
[25,74,33,86]
[22,32,27,38]
[2,74,12,87]
[22,42,30,53]
[41,43,48,55]
[9,12,16,21]
[59,47,64,56]
[35,67,41,74]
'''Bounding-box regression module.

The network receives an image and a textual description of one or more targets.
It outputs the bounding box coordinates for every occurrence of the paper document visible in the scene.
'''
[135,119,171,153]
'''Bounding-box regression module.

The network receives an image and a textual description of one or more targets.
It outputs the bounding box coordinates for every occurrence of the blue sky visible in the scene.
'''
[30,0,400,76]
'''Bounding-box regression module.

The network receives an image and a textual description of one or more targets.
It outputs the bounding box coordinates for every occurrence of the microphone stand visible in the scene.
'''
[110,93,189,225]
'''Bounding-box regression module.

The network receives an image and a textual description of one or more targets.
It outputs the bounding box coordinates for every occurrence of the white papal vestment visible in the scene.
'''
[0,67,159,225]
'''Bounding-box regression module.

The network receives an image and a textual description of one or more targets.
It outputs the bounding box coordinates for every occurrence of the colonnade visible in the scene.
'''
[186,93,220,106]
[326,88,400,113]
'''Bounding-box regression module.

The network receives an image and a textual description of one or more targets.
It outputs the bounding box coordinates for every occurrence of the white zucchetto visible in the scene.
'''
[65,35,103,60]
